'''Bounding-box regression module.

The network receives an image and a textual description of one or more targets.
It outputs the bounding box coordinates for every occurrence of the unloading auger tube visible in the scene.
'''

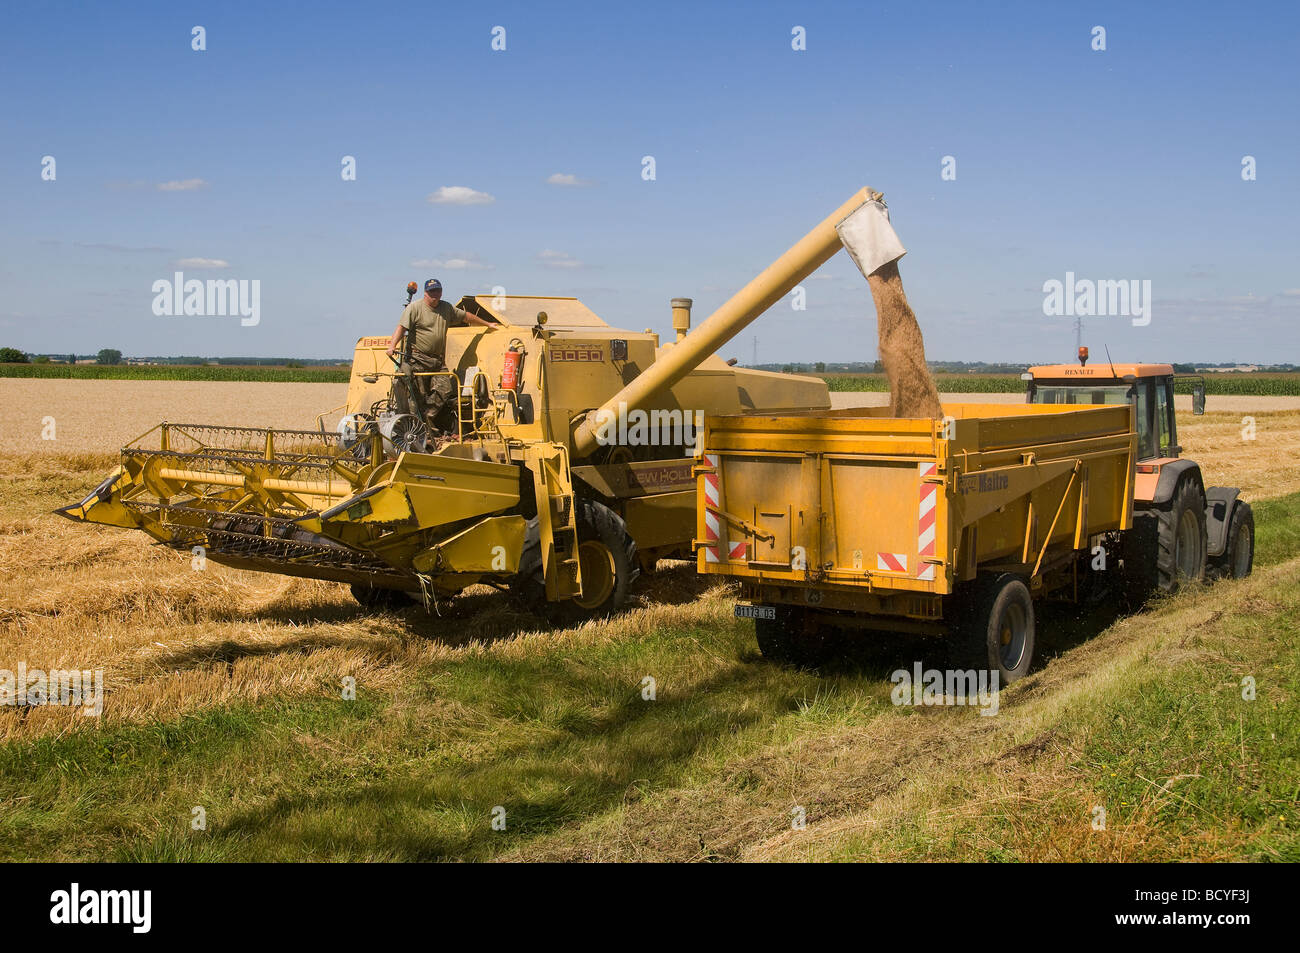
[570,186,882,458]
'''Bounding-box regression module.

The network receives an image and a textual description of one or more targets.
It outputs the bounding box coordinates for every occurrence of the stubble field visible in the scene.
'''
[0,380,1296,861]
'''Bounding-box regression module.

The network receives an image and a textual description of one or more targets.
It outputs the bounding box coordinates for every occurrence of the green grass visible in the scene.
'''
[0,617,845,860]
[823,374,1023,393]
[1079,616,1300,860]
[1,488,1295,861]
[0,364,350,382]
[1173,373,1300,396]
[6,364,1297,393]
[4,518,1297,861]
[821,372,1300,396]
[817,564,1300,862]
[1253,491,1300,567]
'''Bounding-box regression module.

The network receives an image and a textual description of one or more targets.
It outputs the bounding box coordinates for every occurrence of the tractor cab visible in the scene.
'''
[1021,348,1249,587]
[1023,348,1206,463]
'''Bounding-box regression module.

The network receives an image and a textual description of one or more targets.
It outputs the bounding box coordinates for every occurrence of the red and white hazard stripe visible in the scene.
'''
[917,462,938,581]
[876,552,908,573]
[701,454,747,562]
[702,453,721,562]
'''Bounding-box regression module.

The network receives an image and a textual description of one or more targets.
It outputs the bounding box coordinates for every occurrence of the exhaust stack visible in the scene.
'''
[671,298,692,342]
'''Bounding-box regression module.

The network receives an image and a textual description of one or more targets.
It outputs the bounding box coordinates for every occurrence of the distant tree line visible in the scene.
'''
[761,360,1300,375]
[1,350,350,366]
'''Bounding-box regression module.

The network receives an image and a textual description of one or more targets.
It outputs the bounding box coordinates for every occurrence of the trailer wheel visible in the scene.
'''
[513,500,638,621]
[754,609,797,664]
[754,606,827,667]
[956,574,1035,684]
[1210,501,1254,580]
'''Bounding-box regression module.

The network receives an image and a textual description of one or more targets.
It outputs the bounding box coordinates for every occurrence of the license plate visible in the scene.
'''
[735,604,776,620]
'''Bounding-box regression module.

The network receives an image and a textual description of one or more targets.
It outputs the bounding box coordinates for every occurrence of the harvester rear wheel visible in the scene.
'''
[954,574,1035,684]
[513,500,639,622]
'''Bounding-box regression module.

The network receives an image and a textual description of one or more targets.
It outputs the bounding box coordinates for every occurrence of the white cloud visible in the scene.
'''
[538,249,583,269]
[156,178,208,192]
[428,186,495,206]
[173,257,229,269]
[410,254,493,271]
[546,173,590,187]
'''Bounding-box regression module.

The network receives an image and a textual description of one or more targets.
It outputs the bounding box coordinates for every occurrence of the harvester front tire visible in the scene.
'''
[954,574,1035,684]
[350,583,415,611]
[513,500,638,622]
[1210,501,1254,580]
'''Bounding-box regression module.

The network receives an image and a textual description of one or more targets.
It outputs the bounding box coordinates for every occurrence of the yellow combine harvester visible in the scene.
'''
[57,189,894,618]
[698,353,1253,680]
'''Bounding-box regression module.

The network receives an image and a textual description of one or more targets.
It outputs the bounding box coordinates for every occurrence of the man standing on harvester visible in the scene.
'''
[386,278,495,434]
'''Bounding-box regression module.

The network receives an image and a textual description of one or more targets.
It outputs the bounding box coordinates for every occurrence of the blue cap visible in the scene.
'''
[425,279,442,293]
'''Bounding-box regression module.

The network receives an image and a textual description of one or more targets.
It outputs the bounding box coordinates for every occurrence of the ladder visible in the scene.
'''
[524,443,583,600]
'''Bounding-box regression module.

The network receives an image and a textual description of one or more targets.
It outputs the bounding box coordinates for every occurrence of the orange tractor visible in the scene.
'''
[1025,350,1254,598]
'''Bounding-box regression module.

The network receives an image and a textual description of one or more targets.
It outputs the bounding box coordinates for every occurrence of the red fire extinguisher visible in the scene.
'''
[500,344,524,391]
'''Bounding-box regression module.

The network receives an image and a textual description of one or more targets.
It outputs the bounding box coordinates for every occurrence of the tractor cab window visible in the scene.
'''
[1155,377,1177,455]
[1031,384,1131,406]
[1030,380,1157,458]
[1134,380,1157,460]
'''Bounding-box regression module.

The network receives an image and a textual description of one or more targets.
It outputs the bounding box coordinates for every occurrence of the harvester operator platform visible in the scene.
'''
[385,278,495,434]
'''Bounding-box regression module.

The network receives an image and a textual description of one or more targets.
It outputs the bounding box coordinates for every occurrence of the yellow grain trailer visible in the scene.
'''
[695,402,1137,681]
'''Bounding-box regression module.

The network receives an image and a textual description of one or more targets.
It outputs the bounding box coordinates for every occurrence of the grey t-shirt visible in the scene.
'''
[401,298,467,360]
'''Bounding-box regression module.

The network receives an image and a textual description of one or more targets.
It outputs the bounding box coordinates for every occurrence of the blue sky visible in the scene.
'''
[1,0,1297,363]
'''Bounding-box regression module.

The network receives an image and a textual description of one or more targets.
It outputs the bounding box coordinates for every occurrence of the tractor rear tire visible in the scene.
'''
[1210,501,1254,580]
[1158,478,1208,591]
[953,574,1035,684]
[1122,477,1208,605]
[513,499,638,622]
